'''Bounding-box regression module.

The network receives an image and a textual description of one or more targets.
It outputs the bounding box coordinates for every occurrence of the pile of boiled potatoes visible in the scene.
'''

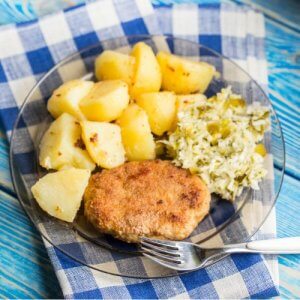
[31,42,216,222]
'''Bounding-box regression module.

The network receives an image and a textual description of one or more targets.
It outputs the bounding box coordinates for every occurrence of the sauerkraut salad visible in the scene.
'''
[163,87,270,201]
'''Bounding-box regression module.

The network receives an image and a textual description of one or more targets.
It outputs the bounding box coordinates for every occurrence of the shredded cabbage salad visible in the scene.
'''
[163,87,270,201]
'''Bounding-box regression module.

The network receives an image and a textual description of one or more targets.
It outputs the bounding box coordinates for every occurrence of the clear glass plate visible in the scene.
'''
[10,35,285,278]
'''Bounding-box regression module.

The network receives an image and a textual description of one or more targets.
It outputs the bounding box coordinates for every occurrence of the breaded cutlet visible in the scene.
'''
[84,160,210,243]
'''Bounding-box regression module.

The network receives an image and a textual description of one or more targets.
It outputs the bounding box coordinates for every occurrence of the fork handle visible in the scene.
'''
[245,237,300,254]
[221,237,300,254]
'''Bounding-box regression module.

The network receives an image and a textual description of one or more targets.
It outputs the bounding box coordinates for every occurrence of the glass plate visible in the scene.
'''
[10,35,285,278]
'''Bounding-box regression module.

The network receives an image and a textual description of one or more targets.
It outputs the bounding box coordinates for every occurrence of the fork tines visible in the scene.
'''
[140,237,183,265]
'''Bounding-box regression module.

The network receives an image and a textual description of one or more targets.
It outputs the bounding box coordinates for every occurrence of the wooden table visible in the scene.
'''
[0,0,299,298]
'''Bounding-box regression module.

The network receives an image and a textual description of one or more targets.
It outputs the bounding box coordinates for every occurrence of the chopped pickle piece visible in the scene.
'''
[255,144,267,157]
[155,142,165,157]
[207,121,219,135]
[189,167,198,174]
[207,96,217,102]
[220,119,231,138]
[207,119,231,138]
[228,98,246,107]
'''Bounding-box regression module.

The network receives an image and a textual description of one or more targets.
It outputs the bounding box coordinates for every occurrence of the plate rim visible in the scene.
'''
[9,34,286,278]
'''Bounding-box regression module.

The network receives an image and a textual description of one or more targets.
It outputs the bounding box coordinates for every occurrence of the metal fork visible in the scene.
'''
[140,237,300,271]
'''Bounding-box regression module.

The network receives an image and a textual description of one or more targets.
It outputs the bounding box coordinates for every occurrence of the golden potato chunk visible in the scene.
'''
[79,80,129,122]
[136,92,176,136]
[95,50,135,85]
[31,168,90,222]
[39,113,95,171]
[117,104,155,161]
[130,42,162,99]
[157,51,215,94]
[81,121,125,169]
[47,79,94,120]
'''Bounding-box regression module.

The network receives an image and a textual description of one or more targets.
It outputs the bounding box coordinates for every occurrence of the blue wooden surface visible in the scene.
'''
[0,0,299,298]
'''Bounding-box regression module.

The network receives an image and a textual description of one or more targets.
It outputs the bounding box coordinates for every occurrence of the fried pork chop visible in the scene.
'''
[84,160,210,243]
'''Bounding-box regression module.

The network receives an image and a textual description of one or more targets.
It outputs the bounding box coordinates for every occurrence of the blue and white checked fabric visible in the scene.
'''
[0,0,279,298]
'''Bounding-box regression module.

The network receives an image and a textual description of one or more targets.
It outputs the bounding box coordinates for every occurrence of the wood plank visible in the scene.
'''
[236,0,300,32]
[278,261,300,299]
[275,174,300,297]
[265,20,300,180]
[276,175,300,238]
[0,190,62,299]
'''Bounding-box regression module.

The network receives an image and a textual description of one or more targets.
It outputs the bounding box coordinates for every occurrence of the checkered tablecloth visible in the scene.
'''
[0,0,279,298]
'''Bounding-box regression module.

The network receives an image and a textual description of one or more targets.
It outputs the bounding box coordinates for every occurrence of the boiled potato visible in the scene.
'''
[136,92,176,136]
[79,80,129,122]
[157,51,215,94]
[47,80,94,120]
[31,168,90,222]
[39,113,95,171]
[95,50,135,85]
[81,121,125,169]
[117,104,155,161]
[130,42,162,99]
